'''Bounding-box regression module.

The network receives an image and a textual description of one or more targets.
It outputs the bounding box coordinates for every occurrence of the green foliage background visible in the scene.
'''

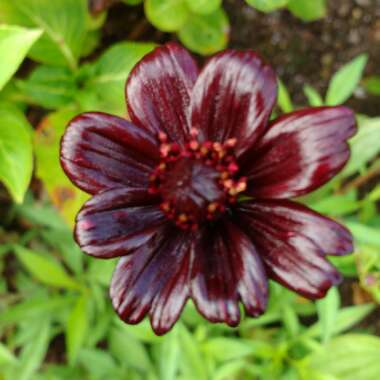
[0,1,380,380]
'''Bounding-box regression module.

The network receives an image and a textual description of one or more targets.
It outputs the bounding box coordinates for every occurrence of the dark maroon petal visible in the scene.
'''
[190,50,277,156]
[237,200,353,256]
[61,112,160,195]
[235,201,344,299]
[110,229,192,335]
[191,221,268,325]
[75,188,166,258]
[242,106,356,199]
[126,42,199,144]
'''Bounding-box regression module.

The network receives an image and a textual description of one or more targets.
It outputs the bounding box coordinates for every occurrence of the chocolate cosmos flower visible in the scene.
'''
[60,42,356,335]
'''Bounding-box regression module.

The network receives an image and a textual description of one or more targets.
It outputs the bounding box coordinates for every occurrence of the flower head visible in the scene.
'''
[60,42,356,335]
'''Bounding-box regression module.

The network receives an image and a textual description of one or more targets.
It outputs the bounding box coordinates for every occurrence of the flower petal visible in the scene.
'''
[190,50,277,155]
[235,201,344,299]
[126,42,199,144]
[237,200,353,256]
[61,112,160,194]
[191,221,268,325]
[75,188,165,258]
[241,106,356,199]
[110,229,192,335]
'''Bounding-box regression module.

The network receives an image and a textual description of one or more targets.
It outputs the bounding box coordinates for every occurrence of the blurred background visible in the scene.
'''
[0,0,380,379]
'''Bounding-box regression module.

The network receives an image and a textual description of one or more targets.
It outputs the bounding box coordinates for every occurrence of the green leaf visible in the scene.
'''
[0,0,88,69]
[278,79,294,112]
[0,25,41,91]
[185,0,222,15]
[245,0,288,12]
[303,84,323,106]
[307,303,375,339]
[155,329,180,380]
[310,334,380,380]
[11,319,51,380]
[179,325,208,380]
[202,338,253,361]
[310,193,360,217]
[109,326,152,372]
[326,54,368,105]
[0,102,33,203]
[17,65,77,109]
[66,296,89,365]
[0,295,74,328]
[287,0,327,21]
[316,287,340,343]
[14,245,81,289]
[346,222,380,248]
[123,0,143,4]
[178,8,229,55]
[342,117,380,177]
[83,42,155,115]
[78,349,118,378]
[145,0,189,32]
[0,343,16,365]
[34,109,89,226]
[363,75,380,96]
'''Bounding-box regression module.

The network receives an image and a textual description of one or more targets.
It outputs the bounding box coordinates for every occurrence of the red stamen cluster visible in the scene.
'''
[148,129,247,230]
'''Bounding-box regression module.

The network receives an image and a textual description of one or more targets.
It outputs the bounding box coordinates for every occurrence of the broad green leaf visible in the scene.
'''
[245,0,288,12]
[66,296,89,365]
[185,0,222,15]
[11,319,51,380]
[303,84,323,106]
[346,222,380,248]
[326,54,368,105]
[316,287,340,343]
[278,79,294,112]
[310,193,360,216]
[0,343,16,365]
[178,8,229,55]
[282,304,300,337]
[123,0,143,4]
[83,42,155,115]
[34,109,89,226]
[179,325,208,380]
[109,326,152,372]
[287,0,327,21]
[310,334,380,380]
[212,360,248,380]
[307,303,375,339]
[155,329,180,380]
[342,117,380,177]
[0,25,41,90]
[17,65,77,109]
[0,0,88,69]
[0,295,75,328]
[145,0,189,32]
[202,338,253,361]
[14,245,81,289]
[78,349,118,378]
[0,102,33,203]
[363,75,380,96]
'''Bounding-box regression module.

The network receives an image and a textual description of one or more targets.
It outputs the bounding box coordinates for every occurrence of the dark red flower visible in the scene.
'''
[60,42,356,335]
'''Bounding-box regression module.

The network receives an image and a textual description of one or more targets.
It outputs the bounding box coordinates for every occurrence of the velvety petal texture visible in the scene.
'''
[235,200,349,298]
[191,221,268,325]
[126,42,199,144]
[190,50,277,155]
[242,106,356,198]
[110,229,192,335]
[60,42,356,334]
[75,188,165,258]
[61,112,160,194]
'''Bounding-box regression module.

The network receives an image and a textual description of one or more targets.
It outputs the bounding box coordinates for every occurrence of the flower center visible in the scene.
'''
[149,131,247,230]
